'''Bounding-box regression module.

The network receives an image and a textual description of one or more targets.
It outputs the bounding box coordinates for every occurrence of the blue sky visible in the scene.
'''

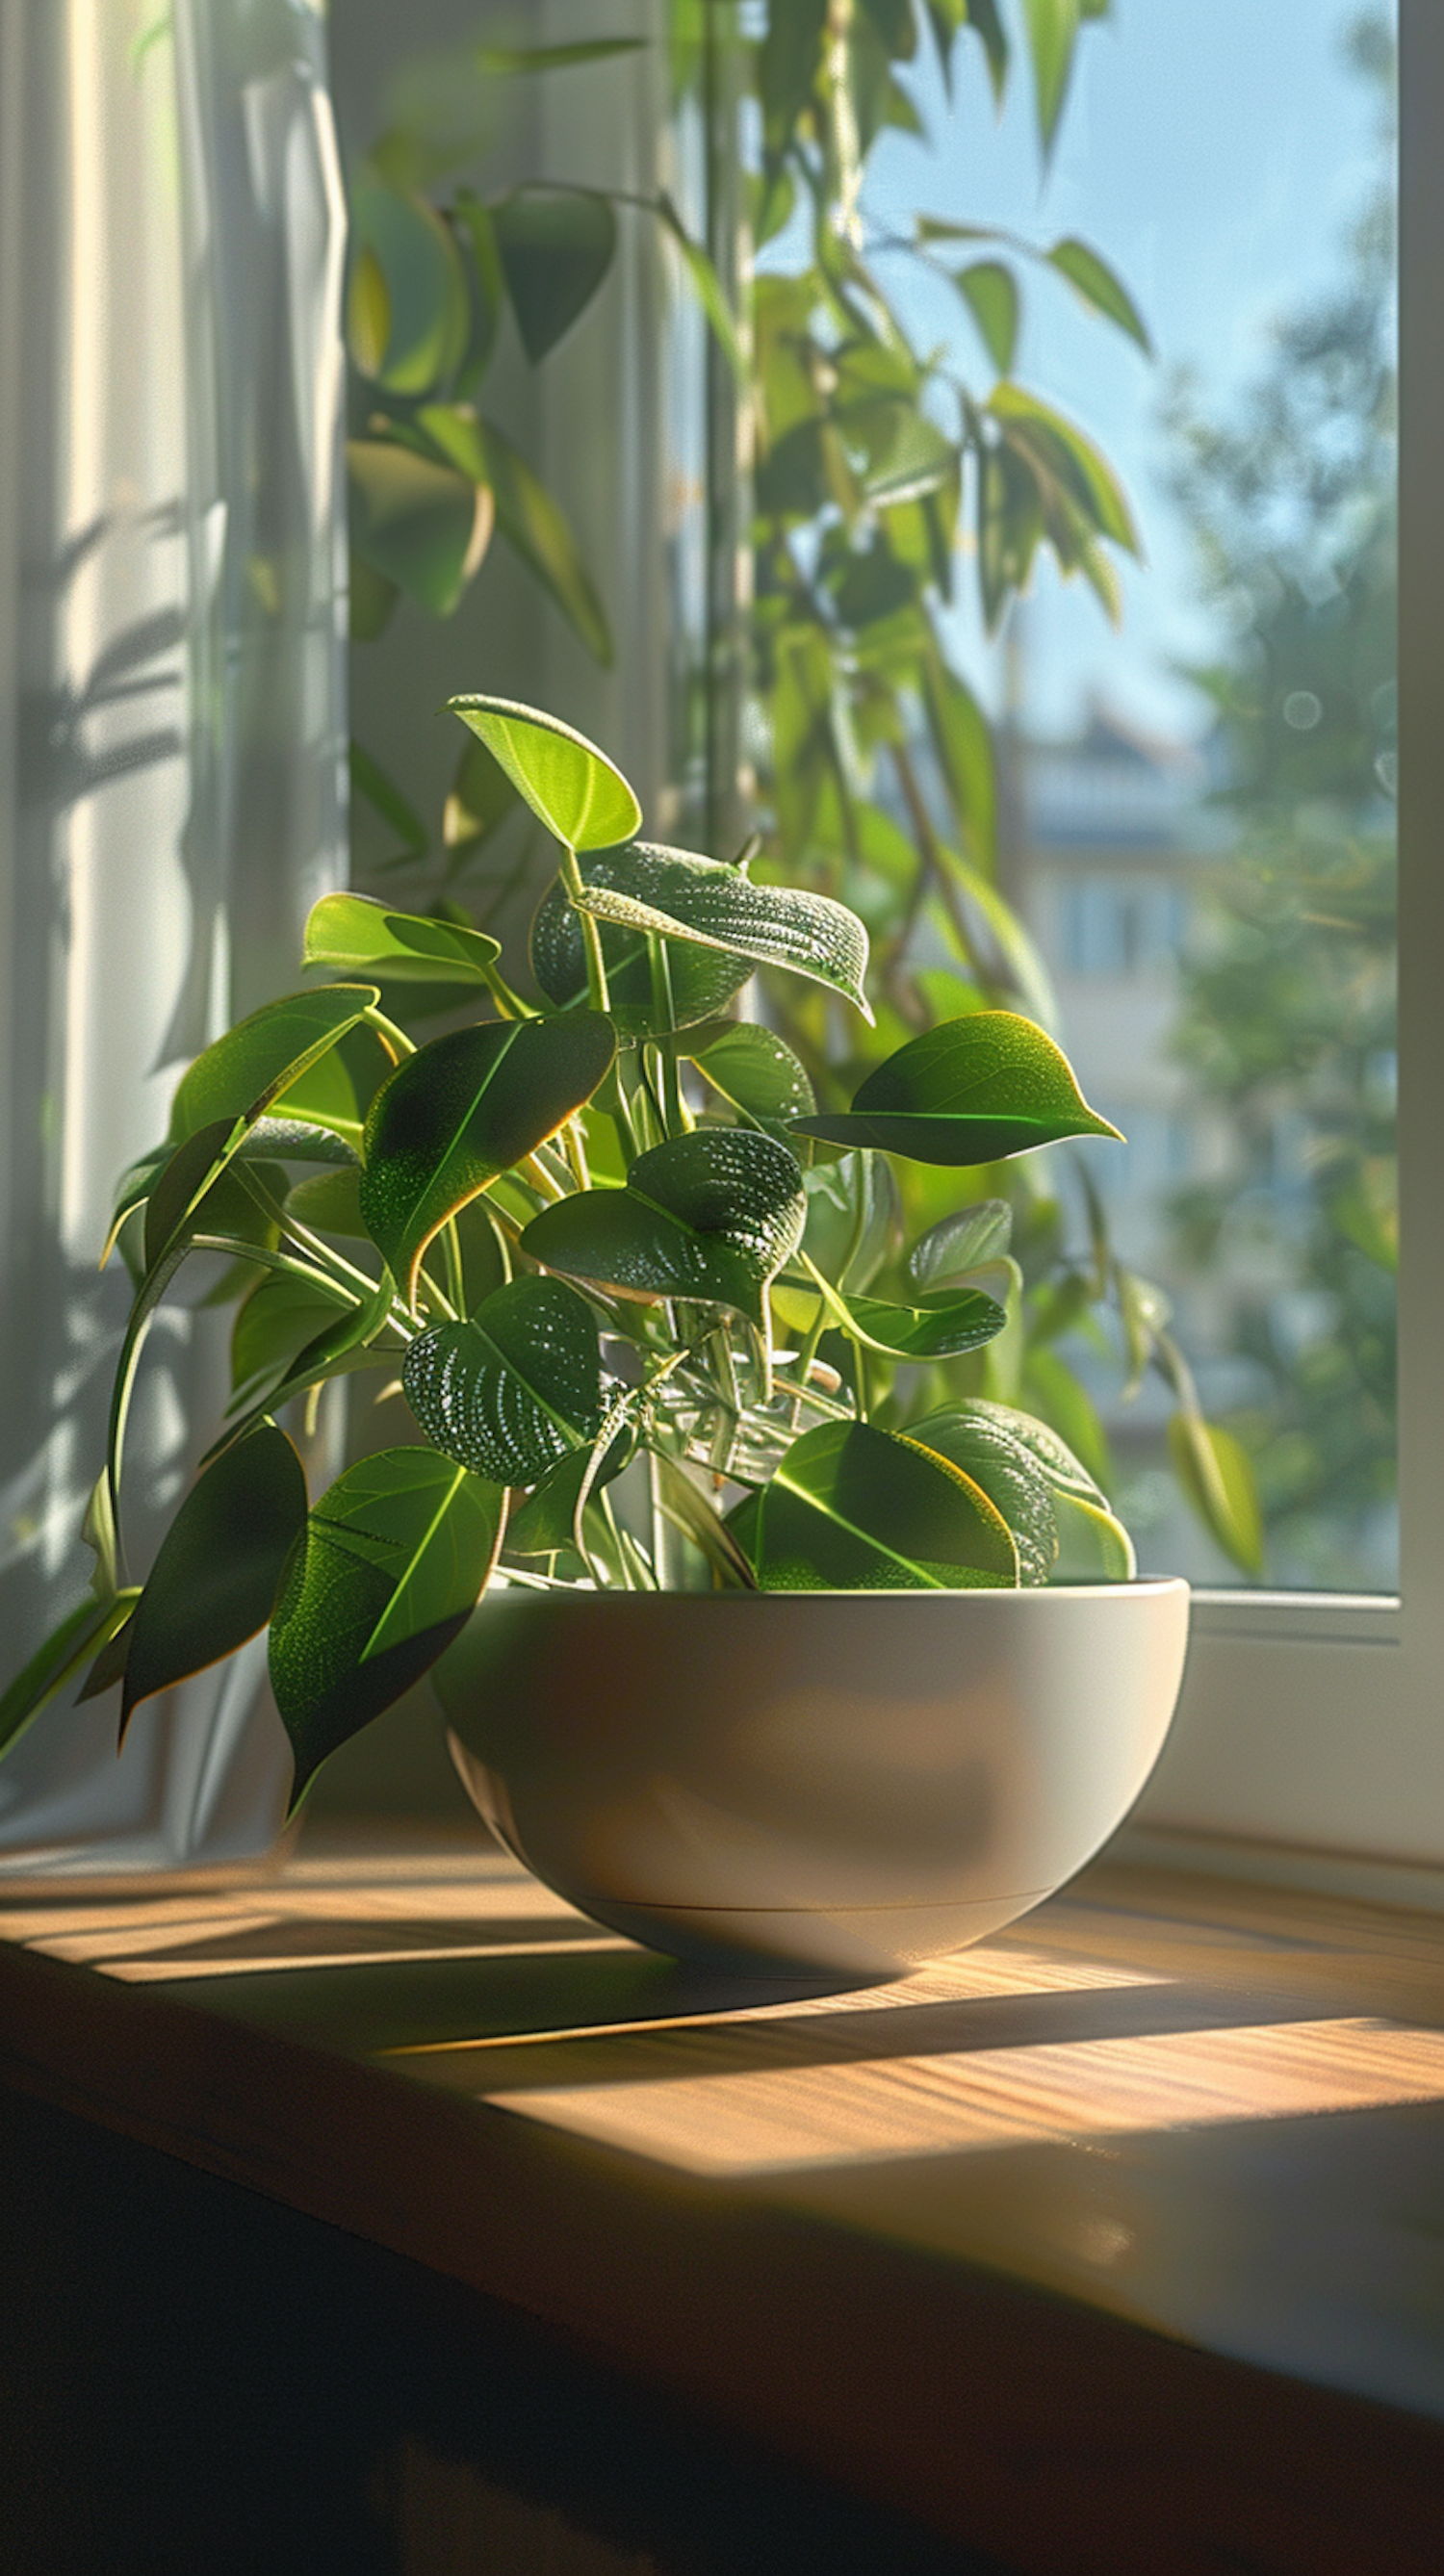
[864,0,1395,742]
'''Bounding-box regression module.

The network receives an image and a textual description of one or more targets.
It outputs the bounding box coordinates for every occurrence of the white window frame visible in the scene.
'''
[1122,0,1437,1893]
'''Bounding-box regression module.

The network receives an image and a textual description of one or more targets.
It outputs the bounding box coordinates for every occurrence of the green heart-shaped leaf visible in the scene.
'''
[520,1128,806,1334]
[214,1271,399,1464]
[906,1406,1061,1584]
[504,1413,633,1556]
[941,1397,1106,1504]
[403,1276,604,1483]
[120,1426,308,1738]
[741,1420,1019,1591]
[285,1168,369,1240]
[168,986,380,1144]
[790,1010,1122,1163]
[269,1449,506,1806]
[231,1272,352,1404]
[304,893,501,986]
[348,438,483,618]
[908,1198,1013,1287]
[530,865,749,1037]
[360,1012,616,1306]
[567,840,873,1021]
[493,187,618,363]
[685,1022,816,1132]
[791,1267,1008,1361]
[447,695,640,850]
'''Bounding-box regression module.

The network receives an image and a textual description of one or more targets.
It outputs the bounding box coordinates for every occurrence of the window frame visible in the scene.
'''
[1123,0,1436,1880]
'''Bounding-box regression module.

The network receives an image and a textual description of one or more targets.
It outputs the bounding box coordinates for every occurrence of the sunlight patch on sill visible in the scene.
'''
[480,2016,1444,2177]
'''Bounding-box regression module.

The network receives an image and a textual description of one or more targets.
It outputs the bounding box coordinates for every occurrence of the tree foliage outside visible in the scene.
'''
[1163,9,1397,1586]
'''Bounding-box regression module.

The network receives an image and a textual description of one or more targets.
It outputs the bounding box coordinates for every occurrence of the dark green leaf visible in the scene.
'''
[76,1592,142,1702]
[271,1038,368,1155]
[144,1120,245,1274]
[909,1198,1013,1286]
[504,1409,632,1554]
[213,1272,399,1463]
[231,1272,352,1402]
[952,261,1019,374]
[361,1012,617,1305]
[745,1420,1019,1590]
[685,1024,816,1132]
[0,1593,136,1763]
[962,0,1008,100]
[759,0,827,151]
[1046,237,1151,352]
[861,0,917,57]
[566,839,873,1020]
[402,1276,604,1482]
[237,1121,358,1169]
[447,693,639,849]
[530,863,752,1039]
[476,38,647,75]
[799,1272,1007,1360]
[449,193,504,394]
[521,1128,806,1334]
[304,893,501,986]
[103,1146,171,1269]
[119,1427,308,1738]
[269,1450,506,1806]
[493,188,617,364]
[168,986,379,1144]
[285,1168,369,1241]
[348,437,485,619]
[791,1010,1122,1163]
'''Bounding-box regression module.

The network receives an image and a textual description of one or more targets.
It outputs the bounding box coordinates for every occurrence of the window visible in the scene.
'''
[1137,0,1435,1875]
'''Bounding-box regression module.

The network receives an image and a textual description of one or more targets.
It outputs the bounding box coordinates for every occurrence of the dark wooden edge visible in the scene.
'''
[1,1934,1441,2576]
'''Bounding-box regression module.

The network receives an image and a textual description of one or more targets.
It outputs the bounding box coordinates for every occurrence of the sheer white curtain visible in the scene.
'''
[0,0,346,1868]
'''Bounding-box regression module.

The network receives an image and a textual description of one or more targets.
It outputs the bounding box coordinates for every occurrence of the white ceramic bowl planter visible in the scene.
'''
[434,1582,1191,1978]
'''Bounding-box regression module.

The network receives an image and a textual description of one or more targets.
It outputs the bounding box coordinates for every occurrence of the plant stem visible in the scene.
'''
[481,964,537,1020]
[362,1003,417,1062]
[559,843,611,1015]
[646,936,689,1137]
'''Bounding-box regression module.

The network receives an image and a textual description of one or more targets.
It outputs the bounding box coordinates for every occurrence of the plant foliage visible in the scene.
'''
[3,698,1137,1808]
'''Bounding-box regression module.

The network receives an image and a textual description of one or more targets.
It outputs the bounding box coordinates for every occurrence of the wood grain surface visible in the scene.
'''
[3,1827,1443,2575]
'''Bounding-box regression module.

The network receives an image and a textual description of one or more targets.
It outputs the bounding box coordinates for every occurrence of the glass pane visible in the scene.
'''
[862,2,1398,1590]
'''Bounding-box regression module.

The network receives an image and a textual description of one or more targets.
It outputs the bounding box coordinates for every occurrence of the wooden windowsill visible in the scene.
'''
[2,1822,1443,2573]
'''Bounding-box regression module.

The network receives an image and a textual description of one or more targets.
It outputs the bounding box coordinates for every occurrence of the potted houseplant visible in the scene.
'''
[0,699,1188,1975]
